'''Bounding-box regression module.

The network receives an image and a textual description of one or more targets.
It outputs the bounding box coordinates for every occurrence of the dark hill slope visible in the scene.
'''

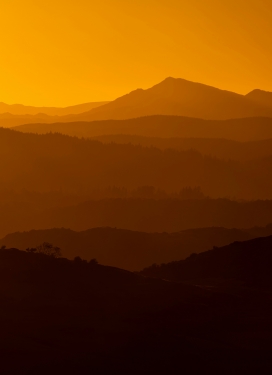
[2,226,272,271]
[0,248,272,374]
[13,115,272,142]
[141,236,272,285]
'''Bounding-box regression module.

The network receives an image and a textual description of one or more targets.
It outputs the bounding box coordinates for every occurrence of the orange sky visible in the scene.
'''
[1,0,272,106]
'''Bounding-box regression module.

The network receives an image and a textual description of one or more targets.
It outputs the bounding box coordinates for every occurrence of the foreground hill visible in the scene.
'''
[13,116,272,142]
[0,247,272,374]
[2,128,272,199]
[2,226,272,270]
[142,236,272,286]
[0,101,108,117]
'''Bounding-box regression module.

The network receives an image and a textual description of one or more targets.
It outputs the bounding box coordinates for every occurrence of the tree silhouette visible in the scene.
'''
[35,242,62,258]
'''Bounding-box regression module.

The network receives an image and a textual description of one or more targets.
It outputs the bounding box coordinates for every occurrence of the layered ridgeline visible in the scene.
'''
[2,77,272,127]
[13,116,272,142]
[0,101,109,127]
[91,135,272,161]
[3,198,272,239]
[2,128,272,199]
[1,226,272,271]
[0,101,109,116]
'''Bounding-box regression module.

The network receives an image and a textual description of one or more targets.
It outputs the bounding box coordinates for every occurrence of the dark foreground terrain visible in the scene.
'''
[1,239,272,375]
[1,225,272,270]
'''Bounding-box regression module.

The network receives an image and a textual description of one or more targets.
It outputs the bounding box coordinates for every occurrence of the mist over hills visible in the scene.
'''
[13,116,272,142]
[1,225,272,271]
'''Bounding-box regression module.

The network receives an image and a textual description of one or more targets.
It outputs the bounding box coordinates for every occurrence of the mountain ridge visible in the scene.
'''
[2,77,272,127]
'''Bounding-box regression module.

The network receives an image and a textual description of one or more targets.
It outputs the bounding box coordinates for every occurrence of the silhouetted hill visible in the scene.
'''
[2,128,272,199]
[0,101,109,116]
[246,89,272,109]
[141,236,272,286]
[13,116,272,142]
[2,226,272,271]
[0,247,272,374]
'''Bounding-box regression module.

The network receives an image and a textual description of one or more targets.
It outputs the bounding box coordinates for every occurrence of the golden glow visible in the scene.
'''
[1,0,272,106]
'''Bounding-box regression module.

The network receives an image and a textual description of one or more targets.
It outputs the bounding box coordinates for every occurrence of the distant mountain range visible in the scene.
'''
[2,77,272,127]
[1,226,272,270]
[0,101,109,116]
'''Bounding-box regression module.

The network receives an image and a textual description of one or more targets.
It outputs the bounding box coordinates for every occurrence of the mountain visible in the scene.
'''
[13,116,272,142]
[141,235,272,286]
[246,89,272,109]
[3,128,272,200]
[2,226,272,271]
[0,101,109,116]
[68,77,272,121]
[3,78,272,128]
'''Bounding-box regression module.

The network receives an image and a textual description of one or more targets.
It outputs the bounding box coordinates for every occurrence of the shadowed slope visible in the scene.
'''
[0,246,272,374]
[141,235,272,285]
